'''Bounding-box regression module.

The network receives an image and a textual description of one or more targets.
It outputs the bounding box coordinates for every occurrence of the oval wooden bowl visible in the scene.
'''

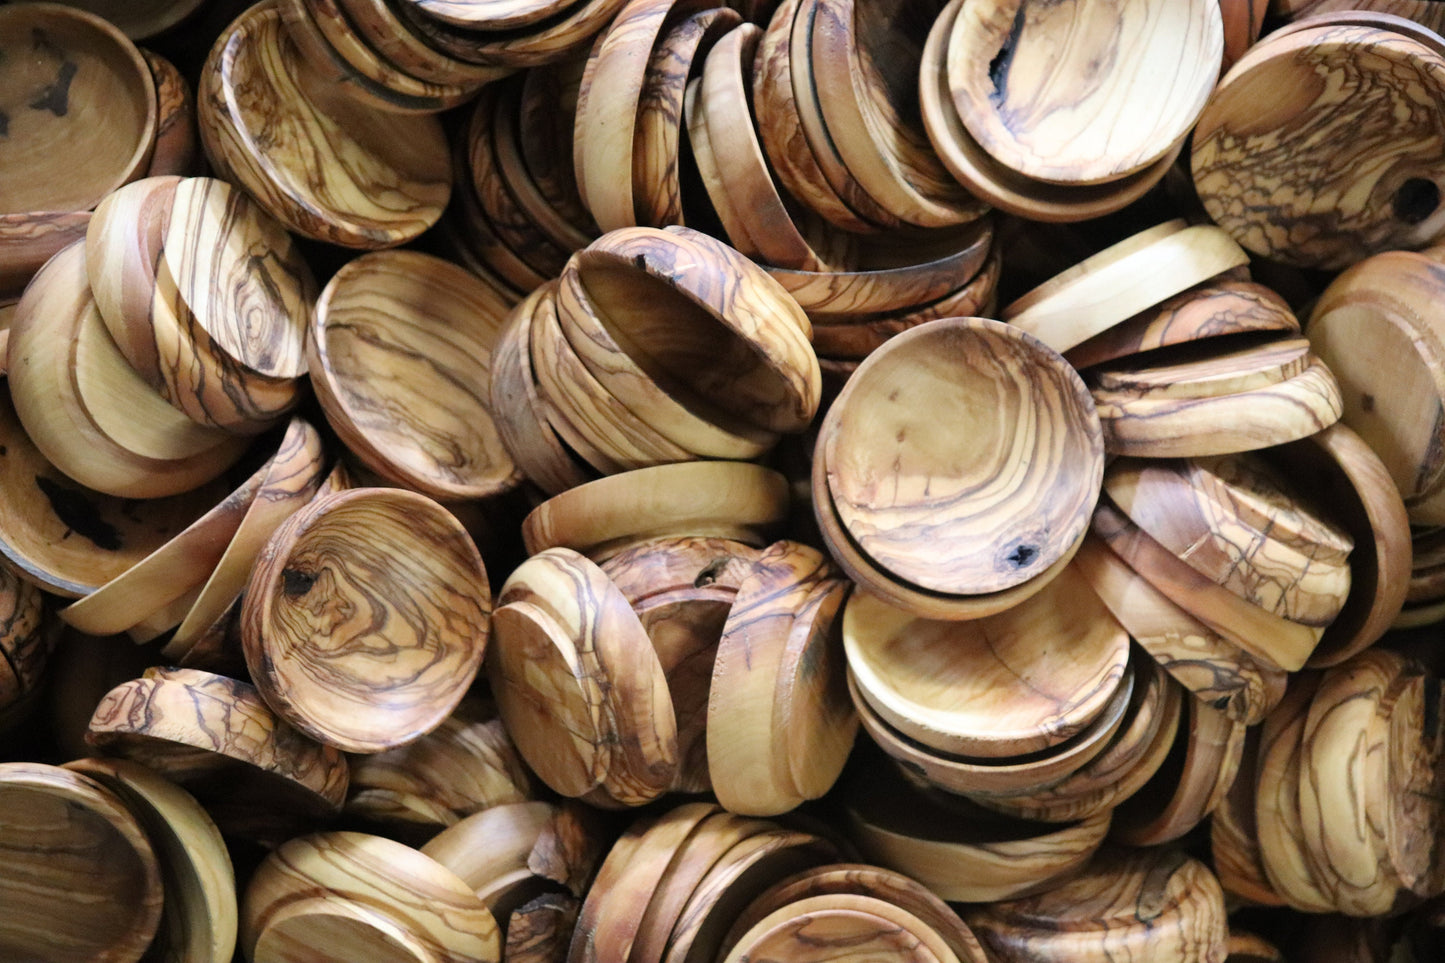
[242,487,490,754]
[570,227,820,434]
[843,768,1111,904]
[822,316,1103,597]
[8,240,248,497]
[849,663,1135,799]
[521,461,790,559]
[311,249,522,500]
[1065,280,1300,371]
[920,0,1184,222]
[0,382,232,598]
[843,567,1128,758]
[962,847,1229,963]
[241,831,500,963]
[0,210,90,299]
[197,0,451,248]
[161,416,327,660]
[1193,23,1445,269]
[0,3,156,215]
[948,0,1222,185]
[0,762,164,963]
[66,756,237,963]
[554,263,780,460]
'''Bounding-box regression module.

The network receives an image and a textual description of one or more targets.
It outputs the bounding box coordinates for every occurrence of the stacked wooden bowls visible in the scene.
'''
[814,316,1103,619]
[487,226,820,490]
[921,0,1223,221]
[1218,650,1445,915]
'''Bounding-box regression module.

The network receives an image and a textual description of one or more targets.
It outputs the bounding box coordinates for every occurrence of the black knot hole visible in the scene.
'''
[282,568,317,597]
[1007,544,1037,568]
[1394,178,1441,225]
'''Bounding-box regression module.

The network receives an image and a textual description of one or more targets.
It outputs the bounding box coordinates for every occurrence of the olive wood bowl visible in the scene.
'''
[0,762,164,963]
[140,50,199,178]
[310,249,523,501]
[0,210,90,300]
[821,316,1103,599]
[0,3,157,215]
[242,487,491,754]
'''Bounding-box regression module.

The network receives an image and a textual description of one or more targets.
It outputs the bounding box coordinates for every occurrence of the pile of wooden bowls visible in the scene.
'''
[814,316,1103,619]
[1194,10,1445,269]
[1214,649,1445,916]
[488,520,857,814]
[0,3,199,303]
[920,0,1222,221]
[486,226,820,489]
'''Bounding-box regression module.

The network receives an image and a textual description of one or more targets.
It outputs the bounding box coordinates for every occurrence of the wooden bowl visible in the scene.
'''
[241,831,501,963]
[0,564,45,715]
[947,0,1222,185]
[46,0,207,39]
[0,372,235,599]
[8,240,248,497]
[520,461,790,559]
[0,3,156,215]
[0,210,90,299]
[87,666,350,818]
[141,50,199,178]
[1193,23,1445,269]
[310,250,522,501]
[242,487,491,753]
[336,0,510,86]
[66,756,237,963]
[569,226,820,434]
[821,316,1103,598]
[398,0,628,69]
[962,847,1229,963]
[419,800,555,906]
[0,762,163,963]
[197,0,451,249]
[843,565,1129,758]
[721,894,959,963]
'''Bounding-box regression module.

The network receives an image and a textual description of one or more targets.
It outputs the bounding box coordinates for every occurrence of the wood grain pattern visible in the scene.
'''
[336,0,508,85]
[963,847,1229,963]
[490,79,597,254]
[1193,23,1445,269]
[242,487,491,753]
[1075,536,1286,724]
[198,1,451,248]
[242,831,500,963]
[141,50,200,177]
[948,0,1221,185]
[85,174,177,377]
[1105,457,1353,628]
[823,316,1102,596]
[843,566,1128,757]
[0,4,156,214]
[66,755,237,963]
[508,893,580,963]
[414,0,578,29]
[722,901,944,963]
[311,249,522,500]
[420,800,555,901]
[1065,280,1300,370]
[500,547,678,804]
[1093,338,1311,401]
[87,666,349,816]
[0,210,91,300]
[398,0,630,67]
[0,561,47,706]
[0,762,163,963]
[527,801,613,898]
[1280,0,1445,33]
[724,893,963,963]
[1209,728,1285,906]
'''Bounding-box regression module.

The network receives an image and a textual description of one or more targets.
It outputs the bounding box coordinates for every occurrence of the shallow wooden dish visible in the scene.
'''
[843,567,1128,758]
[0,3,156,215]
[8,240,248,497]
[822,316,1103,597]
[521,461,790,558]
[311,250,522,501]
[0,762,164,963]
[198,0,451,248]
[87,666,350,817]
[0,384,232,598]
[1193,23,1445,269]
[66,756,237,963]
[948,0,1221,186]
[963,847,1229,963]
[242,487,491,754]
[241,831,501,963]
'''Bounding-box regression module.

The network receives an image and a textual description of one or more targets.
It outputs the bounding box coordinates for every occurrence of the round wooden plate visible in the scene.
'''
[822,316,1103,597]
[843,565,1129,758]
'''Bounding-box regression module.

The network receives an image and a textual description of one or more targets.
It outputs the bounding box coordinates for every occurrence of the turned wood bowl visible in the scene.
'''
[197,0,452,248]
[0,762,164,963]
[142,50,199,178]
[821,316,1103,599]
[242,487,492,754]
[948,0,1222,185]
[310,249,522,501]
[66,756,238,963]
[0,3,156,216]
[843,565,1129,759]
